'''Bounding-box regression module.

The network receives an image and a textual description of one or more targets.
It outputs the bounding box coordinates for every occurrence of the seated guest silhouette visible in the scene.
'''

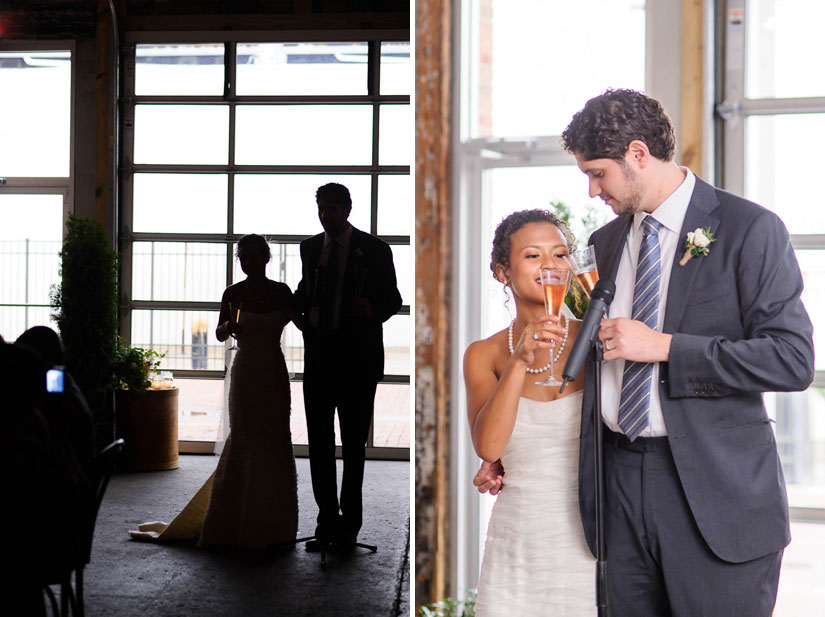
[16,326,95,481]
[295,183,402,551]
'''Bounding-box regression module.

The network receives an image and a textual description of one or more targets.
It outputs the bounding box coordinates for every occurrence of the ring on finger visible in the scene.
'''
[605,340,612,351]
[532,332,540,341]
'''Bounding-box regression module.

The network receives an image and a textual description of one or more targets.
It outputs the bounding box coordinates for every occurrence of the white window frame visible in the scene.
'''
[718,0,825,522]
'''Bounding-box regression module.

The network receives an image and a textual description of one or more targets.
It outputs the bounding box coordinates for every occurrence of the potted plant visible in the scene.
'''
[419,590,476,617]
[113,338,179,471]
[50,214,119,445]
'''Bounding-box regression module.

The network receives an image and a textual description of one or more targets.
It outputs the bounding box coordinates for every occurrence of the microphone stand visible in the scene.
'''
[592,340,609,617]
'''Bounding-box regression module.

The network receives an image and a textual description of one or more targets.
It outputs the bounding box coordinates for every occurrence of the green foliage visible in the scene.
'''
[112,338,164,391]
[419,590,476,617]
[50,214,119,393]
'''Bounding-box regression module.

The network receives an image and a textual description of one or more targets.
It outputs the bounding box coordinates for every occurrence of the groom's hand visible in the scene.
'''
[474,459,505,495]
[598,317,672,363]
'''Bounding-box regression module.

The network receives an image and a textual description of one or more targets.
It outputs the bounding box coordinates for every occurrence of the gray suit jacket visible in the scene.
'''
[578,176,815,563]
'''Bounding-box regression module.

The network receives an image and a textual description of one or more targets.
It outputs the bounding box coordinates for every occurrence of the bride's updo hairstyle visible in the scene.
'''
[490,209,576,281]
[236,234,272,263]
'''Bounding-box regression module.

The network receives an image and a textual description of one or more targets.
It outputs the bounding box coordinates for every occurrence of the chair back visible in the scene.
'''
[81,438,124,563]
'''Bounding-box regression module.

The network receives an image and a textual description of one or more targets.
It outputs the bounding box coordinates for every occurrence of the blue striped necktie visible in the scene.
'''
[618,216,663,441]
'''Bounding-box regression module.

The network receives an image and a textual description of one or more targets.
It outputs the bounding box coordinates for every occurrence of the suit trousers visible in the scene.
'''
[603,428,782,617]
[303,334,377,538]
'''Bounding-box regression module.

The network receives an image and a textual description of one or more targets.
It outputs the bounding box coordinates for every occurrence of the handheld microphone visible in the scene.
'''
[559,279,616,393]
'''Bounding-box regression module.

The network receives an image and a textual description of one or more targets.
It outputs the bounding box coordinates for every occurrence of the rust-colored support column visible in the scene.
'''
[415,0,452,608]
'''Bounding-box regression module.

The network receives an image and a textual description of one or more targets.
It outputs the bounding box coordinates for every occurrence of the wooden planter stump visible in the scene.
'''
[115,388,179,471]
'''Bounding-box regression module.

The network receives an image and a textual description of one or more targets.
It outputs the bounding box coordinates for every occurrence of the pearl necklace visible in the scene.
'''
[508,316,570,375]
[245,279,273,304]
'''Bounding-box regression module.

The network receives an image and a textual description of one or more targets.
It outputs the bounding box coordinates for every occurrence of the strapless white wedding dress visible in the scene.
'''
[475,391,595,616]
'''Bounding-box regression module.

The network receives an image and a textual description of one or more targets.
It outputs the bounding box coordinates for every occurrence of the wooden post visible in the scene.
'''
[680,0,704,175]
[415,0,452,607]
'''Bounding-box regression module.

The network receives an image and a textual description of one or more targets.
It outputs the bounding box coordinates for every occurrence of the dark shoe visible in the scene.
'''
[305,538,330,553]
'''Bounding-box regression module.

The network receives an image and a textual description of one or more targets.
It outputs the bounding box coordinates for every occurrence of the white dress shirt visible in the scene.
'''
[601,168,696,437]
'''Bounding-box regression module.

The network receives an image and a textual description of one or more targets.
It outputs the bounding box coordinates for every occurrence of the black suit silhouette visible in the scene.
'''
[296,225,402,540]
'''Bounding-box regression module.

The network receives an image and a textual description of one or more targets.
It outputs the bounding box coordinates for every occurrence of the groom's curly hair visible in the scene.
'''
[561,88,676,162]
[490,209,575,281]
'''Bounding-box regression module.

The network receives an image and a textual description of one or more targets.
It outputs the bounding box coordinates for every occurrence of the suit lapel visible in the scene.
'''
[595,215,633,286]
[663,178,720,333]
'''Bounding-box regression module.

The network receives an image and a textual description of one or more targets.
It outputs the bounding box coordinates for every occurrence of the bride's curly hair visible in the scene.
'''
[490,209,576,280]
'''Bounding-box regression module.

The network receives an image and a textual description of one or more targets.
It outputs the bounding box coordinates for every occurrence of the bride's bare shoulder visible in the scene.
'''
[464,328,507,365]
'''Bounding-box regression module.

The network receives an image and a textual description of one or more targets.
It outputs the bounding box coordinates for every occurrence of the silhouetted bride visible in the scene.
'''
[130,234,300,548]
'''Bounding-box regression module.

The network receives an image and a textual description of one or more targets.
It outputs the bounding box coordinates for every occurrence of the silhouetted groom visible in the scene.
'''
[296,183,402,550]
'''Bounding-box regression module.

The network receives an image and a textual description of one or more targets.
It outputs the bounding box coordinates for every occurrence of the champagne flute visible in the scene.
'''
[535,267,571,386]
[228,301,242,351]
[566,245,599,298]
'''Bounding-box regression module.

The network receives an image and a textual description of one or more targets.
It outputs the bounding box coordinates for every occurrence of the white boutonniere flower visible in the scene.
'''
[679,227,717,266]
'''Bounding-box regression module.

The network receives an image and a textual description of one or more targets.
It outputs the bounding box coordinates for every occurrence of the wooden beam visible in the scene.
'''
[680,0,704,174]
[414,0,451,608]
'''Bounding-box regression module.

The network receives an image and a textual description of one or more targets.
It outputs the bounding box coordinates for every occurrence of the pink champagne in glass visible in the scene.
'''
[567,245,599,298]
[535,267,571,386]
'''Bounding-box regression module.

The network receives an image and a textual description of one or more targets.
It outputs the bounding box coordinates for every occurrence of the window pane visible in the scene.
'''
[234,174,371,236]
[231,242,303,292]
[390,244,411,309]
[796,250,825,372]
[177,377,225,442]
[0,305,54,344]
[235,105,373,165]
[133,174,227,233]
[745,114,825,235]
[0,51,71,176]
[373,383,410,447]
[0,194,63,340]
[135,44,225,96]
[467,1,645,138]
[746,0,825,99]
[377,174,412,236]
[236,42,368,95]
[766,388,825,509]
[134,105,229,164]
[380,41,411,95]
[379,104,411,165]
[132,242,227,302]
[383,313,410,377]
[131,309,222,371]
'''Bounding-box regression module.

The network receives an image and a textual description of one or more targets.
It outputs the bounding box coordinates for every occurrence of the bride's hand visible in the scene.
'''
[512,315,566,368]
[474,459,505,495]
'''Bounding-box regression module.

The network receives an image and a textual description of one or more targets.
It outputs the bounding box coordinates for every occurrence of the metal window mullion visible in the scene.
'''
[133,94,409,105]
[121,46,138,346]
[226,42,237,291]
[740,96,825,116]
[720,0,746,195]
[132,300,221,311]
[131,164,409,174]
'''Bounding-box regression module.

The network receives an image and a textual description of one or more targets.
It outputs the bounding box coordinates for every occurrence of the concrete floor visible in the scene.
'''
[81,455,410,617]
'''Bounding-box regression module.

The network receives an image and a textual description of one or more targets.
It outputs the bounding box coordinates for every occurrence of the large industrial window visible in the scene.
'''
[120,34,410,458]
[0,42,73,342]
[719,0,825,519]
